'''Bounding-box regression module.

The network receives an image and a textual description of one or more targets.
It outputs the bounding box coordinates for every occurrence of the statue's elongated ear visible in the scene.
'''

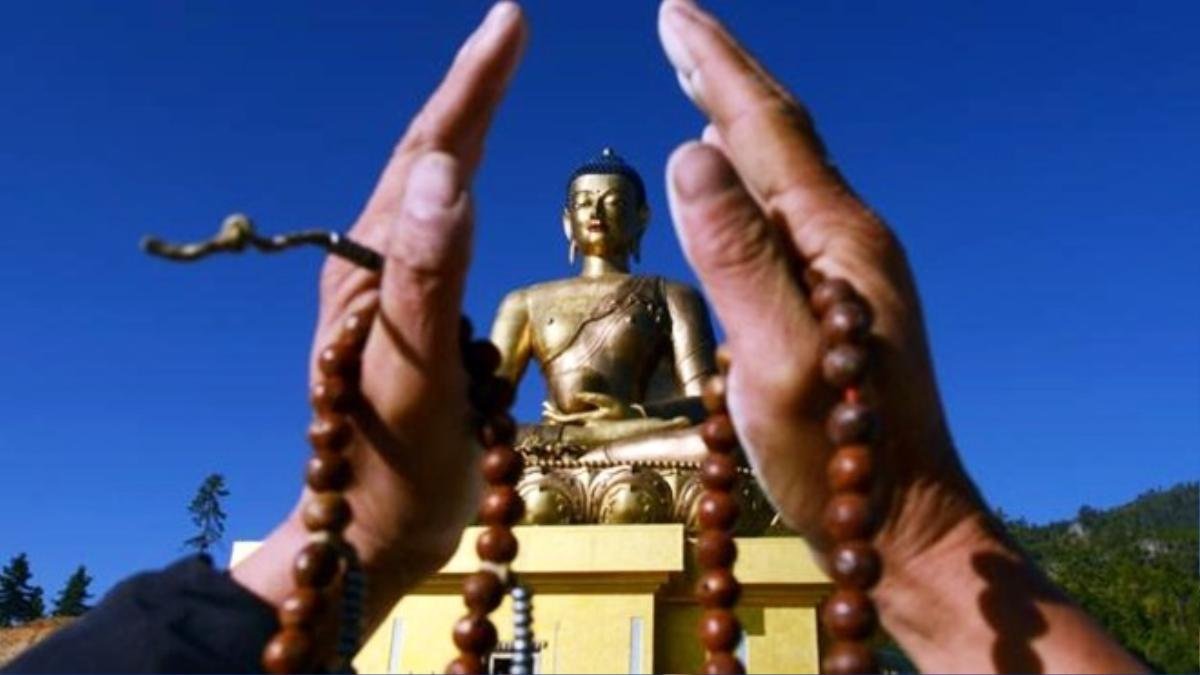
[562,208,573,241]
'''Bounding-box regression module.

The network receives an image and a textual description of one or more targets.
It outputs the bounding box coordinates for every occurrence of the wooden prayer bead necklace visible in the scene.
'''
[695,276,882,675]
[262,302,376,674]
[145,220,884,674]
[446,326,533,675]
[813,277,882,674]
[696,357,748,675]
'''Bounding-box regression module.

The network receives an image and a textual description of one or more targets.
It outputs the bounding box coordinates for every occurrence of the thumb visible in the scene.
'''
[361,151,472,419]
[666,142,817,400]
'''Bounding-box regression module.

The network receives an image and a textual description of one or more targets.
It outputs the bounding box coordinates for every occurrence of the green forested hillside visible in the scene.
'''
[1005,482,1198,673]
[879,482,1198,673]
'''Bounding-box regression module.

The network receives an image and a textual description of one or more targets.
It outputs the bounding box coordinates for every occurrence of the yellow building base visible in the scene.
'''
[234,524,829,674]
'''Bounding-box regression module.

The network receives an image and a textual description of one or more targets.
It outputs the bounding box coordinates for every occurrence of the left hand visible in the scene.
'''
[232,1,527,624]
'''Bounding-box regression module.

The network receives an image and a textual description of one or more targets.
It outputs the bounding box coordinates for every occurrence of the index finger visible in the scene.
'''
[320,2,526,326]
[657,1,855,245]
[357,1,527,235]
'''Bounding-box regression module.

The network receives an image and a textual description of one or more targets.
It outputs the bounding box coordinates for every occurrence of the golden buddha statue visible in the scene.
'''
[491,148,717,462]
[489,149,774,531]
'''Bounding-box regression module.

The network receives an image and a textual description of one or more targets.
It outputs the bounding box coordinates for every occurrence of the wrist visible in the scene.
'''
[873,505,1010,646]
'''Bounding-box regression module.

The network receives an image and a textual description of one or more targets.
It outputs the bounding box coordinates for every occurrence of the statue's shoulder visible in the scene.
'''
[660,278,706,305]
[511,277,587,312]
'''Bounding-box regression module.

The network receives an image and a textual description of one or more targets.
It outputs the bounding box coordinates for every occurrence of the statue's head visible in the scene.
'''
[563,148,650,265]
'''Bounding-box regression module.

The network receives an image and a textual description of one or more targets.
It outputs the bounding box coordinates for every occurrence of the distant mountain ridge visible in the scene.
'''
[1005,482,1198,673]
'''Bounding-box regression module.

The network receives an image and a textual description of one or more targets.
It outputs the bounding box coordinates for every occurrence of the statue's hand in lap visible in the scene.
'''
[544,393,690,446]
[543,392,645,423]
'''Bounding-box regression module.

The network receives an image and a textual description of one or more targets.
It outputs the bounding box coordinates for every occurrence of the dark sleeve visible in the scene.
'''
[3,555,278,673]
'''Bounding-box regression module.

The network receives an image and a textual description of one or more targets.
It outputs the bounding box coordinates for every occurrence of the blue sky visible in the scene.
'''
[1,1,1196,600]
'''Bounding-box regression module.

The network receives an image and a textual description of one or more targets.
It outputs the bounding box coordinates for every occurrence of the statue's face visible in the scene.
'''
[564,174,647,259]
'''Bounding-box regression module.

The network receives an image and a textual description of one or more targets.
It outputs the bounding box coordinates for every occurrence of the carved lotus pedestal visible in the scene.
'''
[511,450,778,536]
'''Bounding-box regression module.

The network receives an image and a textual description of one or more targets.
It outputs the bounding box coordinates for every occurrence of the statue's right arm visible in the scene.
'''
[490,289,533,384]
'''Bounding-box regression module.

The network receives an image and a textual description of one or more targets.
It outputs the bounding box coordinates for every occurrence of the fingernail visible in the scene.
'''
[405,152,462,221]
[659,3,696,74]
[477,2,518,47]
[659,4,703,102]
[457,1,518,62]
[671,143,737,200]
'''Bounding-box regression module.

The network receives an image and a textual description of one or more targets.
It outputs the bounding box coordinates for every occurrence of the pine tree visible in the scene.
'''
[51,565,92,617]
[0,553,46,627]
[184,473,230,555]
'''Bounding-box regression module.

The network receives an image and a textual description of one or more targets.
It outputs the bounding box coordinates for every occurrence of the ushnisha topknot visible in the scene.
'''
[566,147,647,208]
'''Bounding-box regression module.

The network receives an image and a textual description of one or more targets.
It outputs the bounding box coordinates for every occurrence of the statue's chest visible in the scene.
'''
[531,283,669,364]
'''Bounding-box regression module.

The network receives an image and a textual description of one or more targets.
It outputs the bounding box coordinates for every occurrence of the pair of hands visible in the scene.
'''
[302,0,977,585]
[241,3,1146,673]
[285,0,976,611]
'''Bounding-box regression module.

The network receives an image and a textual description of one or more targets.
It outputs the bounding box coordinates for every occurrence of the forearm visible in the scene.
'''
[3,556,277,673]
[876,509,1147,674]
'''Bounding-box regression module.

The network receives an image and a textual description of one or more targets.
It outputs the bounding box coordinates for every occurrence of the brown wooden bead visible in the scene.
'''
[262,627,315,674]
[476,525,518,563]
[278,588,325,628]
[822,492,872,541]
[830,540,883,589]
[700,453,739,491]
[702,651,746,675]
[481,447,524,485]
[478,414,517,446]
[469,376,515,414]
[698,609,742,652]
[311,376,356,414]
[822,343,869,388]
[462,571,506,614]
[822,589,876,640]
[479,486,525,526]
[701,375,728,414]
[827,445,873,493]
[698,492,740,531]
[696,529,738,569]
[715,345,732,374]
[445,653,485,675]
[339,309,374,347]
[826,401,878,445]
[822,640,877,674]
[293,541,340,588]
[306,452,351,492]
[452,614,498,654]
[696,568,742,609]
[701,414,738,453]
[308,416,353,453]
[302,492,352,533]
[811,278,855,316]
[317,340,357,376]
[821,301,873,344]
[463,340,502,378]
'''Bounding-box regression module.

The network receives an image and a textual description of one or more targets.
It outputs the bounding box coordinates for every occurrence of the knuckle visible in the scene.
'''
[690,195,778,273]
[704,218,776,274]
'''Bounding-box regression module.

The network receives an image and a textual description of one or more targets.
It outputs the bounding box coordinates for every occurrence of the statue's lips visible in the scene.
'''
[586,221,606,233]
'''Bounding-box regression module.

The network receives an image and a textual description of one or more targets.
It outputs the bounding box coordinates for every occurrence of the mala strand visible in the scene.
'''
[813,278,882,674]
[447,324,530,675]
[698,277,883,675]
[695,351,747,675]
[262,302,378,674]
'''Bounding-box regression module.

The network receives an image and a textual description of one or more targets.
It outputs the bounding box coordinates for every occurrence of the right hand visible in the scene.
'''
[657,0,986,571]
